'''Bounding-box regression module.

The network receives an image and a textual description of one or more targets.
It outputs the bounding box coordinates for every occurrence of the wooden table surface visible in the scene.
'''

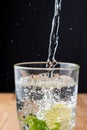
[0,93,87,130]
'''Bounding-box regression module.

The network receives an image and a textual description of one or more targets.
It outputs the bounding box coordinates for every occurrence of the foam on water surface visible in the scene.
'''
[16,74,75,89]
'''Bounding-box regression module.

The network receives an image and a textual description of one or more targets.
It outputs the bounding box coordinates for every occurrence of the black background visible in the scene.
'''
[0,0,87,92]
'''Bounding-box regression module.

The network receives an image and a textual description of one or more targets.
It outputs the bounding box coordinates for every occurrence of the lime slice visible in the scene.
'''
[44,103,72,130]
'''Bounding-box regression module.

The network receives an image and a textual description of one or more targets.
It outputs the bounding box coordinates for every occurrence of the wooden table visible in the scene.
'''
[0,93,87,130]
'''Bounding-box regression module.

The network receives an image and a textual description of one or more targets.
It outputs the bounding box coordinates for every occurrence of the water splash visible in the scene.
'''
[48,0,62,62]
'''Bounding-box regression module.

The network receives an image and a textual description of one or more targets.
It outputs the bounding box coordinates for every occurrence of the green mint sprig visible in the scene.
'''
[24,115,60,130]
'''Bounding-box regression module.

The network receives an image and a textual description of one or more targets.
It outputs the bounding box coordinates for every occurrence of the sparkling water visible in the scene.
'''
[48,0,62,61]
[15,73,77,130]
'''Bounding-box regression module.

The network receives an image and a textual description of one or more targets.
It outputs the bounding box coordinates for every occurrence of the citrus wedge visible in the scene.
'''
[44,103,72,130]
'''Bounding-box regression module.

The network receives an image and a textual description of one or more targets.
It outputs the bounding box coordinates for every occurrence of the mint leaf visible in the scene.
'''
[51,122,61,130]
[23,115,61,130]
[25,115,49,130]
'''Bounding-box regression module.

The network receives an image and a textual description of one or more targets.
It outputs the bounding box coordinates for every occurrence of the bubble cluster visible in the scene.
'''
[16,74,77,130]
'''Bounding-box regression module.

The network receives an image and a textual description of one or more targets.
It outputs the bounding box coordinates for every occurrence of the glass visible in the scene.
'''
[14,62,80,130]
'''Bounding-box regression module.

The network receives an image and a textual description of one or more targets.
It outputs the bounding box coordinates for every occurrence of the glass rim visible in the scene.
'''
[14,61,80,71]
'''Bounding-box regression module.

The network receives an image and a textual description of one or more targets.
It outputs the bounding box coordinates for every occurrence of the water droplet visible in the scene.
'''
[10,40,14,43]
[16,23,19,26]
[69,27,72,30]
[34,7,37,10]
[38,54,40,57]
[32,46,34,49]
[24,88,29,93]
[22,17,24,21]
[29,3,31,6]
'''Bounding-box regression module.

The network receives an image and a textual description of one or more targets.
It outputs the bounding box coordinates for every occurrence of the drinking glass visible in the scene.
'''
[14,62,80,130]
